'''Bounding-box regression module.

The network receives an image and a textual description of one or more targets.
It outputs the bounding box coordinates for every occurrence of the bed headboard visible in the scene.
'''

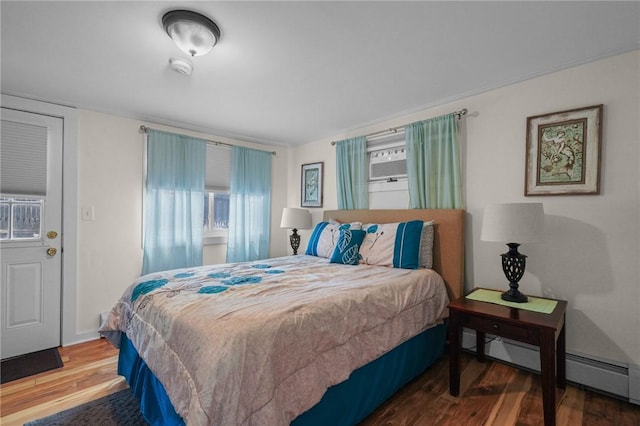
[322,209,465,300]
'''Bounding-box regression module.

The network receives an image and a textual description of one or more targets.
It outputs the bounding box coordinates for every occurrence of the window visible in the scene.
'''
[0,196,43,240]
[204,191,229,234]
[366,133,410,208]
[204,144,231,245]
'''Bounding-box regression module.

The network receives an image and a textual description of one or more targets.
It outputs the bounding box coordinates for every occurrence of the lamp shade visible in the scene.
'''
[280,208,312,230]
[162,10,220,57]
[481,203,544,243]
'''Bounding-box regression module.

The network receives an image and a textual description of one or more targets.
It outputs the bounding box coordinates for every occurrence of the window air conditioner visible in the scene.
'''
[369,147,407,181]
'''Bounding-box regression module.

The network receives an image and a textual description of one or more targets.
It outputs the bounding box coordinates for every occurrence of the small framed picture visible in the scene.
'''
[301,162,323,208]
[525,104,603,196]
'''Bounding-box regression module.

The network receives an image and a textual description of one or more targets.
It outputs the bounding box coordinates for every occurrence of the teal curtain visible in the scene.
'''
[142,129,206,275]
[336,136,368,209]
[226,146,272,262]
[405,114,463,209]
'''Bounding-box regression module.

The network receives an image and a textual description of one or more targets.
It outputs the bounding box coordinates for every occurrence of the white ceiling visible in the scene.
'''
[1,2,638,146]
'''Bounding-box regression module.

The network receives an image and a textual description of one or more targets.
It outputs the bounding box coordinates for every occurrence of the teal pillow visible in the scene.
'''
[392,220,423,269]
[305,221,361,258]
[305,221,329,256]
[330,229,366,265]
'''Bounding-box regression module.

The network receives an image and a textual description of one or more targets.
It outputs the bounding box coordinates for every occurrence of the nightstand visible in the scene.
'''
[448,288,568,426]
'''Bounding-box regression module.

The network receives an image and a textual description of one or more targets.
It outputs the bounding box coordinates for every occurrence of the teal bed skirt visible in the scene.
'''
[118,322,447,425]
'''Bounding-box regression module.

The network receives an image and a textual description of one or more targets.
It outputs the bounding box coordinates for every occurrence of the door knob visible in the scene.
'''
[46,247,57,256]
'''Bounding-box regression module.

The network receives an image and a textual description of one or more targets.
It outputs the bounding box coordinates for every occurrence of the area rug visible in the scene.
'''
[25,389,148,425]
[0,347,63,384]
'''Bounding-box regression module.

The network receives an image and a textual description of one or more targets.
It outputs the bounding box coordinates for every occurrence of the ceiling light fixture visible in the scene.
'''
[162,9,220,57]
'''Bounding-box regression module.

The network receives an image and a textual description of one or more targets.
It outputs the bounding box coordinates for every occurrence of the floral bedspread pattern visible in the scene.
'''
[100,255,449,425]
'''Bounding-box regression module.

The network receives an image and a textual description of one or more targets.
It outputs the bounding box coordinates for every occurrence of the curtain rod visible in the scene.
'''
[330,108,468,146]
[139,125,276,155]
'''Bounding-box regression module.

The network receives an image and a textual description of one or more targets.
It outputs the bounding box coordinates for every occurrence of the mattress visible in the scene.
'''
[100,255,449,425]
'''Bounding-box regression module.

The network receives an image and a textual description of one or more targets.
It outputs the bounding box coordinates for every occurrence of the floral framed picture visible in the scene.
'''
[301,162,323,208]
[525,104,603,196]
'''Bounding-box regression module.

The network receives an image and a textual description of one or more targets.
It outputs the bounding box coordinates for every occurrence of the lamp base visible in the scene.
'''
[501,287,528,303]
[500,243,529,303]
[500,243,528,303]
[289,229,301,255]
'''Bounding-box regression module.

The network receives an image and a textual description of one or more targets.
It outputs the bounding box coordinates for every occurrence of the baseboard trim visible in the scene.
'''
[62,331,100,347]
[461,329,638,404]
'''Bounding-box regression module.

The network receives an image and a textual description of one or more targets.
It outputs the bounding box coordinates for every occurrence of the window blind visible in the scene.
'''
[0,120,48,196]
[205,144,231,190]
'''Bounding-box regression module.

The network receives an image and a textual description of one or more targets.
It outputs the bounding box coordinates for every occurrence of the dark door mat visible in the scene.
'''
[1,347,63,383]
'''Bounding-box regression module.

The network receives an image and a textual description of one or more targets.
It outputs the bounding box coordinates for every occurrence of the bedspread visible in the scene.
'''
[99,255,449,425]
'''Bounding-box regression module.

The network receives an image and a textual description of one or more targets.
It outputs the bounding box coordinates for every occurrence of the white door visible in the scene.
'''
[1,108,63,359]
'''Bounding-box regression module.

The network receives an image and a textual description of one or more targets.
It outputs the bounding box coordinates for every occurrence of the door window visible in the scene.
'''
[0,196,43,240]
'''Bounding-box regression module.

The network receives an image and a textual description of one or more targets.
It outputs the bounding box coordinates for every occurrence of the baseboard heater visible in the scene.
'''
[461,329,639,405]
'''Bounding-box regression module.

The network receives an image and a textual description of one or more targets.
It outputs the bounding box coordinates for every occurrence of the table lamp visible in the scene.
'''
[480,203,544,303]
[280,208,312,255]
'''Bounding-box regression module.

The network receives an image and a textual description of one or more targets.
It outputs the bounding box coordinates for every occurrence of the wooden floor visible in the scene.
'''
[362,353,640,426]
[0,339,127,426]
[1,339,638,425]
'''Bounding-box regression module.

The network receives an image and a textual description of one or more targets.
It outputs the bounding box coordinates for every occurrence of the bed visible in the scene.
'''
[100,209,464,425]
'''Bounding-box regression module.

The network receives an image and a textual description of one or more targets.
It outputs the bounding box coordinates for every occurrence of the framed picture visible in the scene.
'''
[525,104,603,196]
[301,162,323,208]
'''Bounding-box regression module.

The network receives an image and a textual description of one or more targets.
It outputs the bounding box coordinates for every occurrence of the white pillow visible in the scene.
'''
[359,220,424,269]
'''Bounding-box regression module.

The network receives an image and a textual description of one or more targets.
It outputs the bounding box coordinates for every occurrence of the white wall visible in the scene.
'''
[46,48,640,381]
[77,111,143,335]
[289,51,640,368]
[77,111,288,335]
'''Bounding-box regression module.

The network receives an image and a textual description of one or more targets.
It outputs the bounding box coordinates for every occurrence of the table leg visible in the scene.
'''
[476,330,486,362]
[557,320,566,389]
[449,313,461,396]
[540,330,557,426]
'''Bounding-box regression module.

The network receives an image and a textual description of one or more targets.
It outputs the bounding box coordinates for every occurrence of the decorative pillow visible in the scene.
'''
[419,221,435,269]
[359,220,424,269]
[330,229,366,265]
[306,221,361,258]
[327,218,363,230]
